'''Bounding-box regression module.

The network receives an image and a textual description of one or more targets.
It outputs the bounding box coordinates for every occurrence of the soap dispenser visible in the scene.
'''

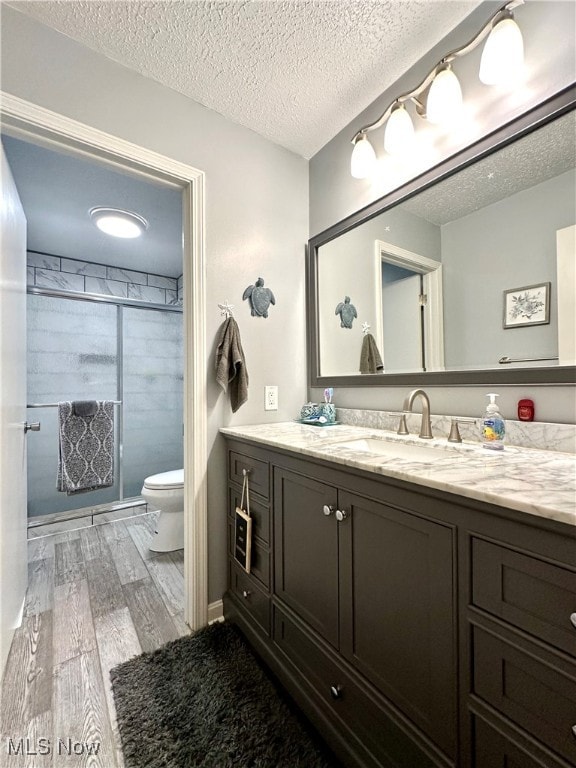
[482,393,505,450]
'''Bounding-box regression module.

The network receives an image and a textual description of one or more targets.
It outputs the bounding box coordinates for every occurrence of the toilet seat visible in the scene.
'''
[143,469,184,491]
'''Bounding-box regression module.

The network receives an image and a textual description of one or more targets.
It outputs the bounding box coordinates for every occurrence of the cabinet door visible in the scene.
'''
[274,468,339,647]
[338,490,457,759]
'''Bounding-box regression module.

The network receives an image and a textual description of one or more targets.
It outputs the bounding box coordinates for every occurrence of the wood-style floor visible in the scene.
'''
[1,512,189,767]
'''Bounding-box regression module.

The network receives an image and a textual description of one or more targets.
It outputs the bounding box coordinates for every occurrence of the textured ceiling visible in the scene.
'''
[403,111,576,225]
[7,0,483,158]
[2,134,183,276]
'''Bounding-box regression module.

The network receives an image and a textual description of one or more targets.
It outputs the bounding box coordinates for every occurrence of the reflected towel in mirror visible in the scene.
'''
[360,333,384,374]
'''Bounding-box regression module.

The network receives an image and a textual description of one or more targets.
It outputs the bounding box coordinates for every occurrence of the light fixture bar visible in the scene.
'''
[351,0,524,144]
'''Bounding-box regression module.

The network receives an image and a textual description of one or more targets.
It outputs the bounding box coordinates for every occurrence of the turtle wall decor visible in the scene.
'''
[335,296,357,329]
[242,277,276,318]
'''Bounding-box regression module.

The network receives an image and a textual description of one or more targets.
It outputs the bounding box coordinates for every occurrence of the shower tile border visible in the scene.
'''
[27,250,183,307]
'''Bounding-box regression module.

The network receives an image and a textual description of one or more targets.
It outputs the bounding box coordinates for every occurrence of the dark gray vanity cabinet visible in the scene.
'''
[223,437,576,768]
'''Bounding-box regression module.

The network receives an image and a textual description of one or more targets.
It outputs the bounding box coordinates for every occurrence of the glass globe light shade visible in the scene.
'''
[426,67,463,126]
[479,17,524,85]
[384,105,415,156]
[350,135,377,179]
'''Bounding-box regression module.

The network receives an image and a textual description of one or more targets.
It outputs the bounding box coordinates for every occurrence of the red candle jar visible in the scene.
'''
[518,399,535,421]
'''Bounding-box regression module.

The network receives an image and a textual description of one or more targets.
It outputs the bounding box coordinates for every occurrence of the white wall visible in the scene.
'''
[0,6,308,602]
[309,0,576,425]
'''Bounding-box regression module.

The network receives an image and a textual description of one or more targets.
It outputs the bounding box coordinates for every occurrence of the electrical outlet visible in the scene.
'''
[264,385,278,411]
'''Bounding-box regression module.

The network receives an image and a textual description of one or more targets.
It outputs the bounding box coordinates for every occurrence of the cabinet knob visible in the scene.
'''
[330,684,343,700]
[572,724,576,739]
[335,509,348,522]
[323,505,335,516]
[570,612,576,629]
[242,590,251,599]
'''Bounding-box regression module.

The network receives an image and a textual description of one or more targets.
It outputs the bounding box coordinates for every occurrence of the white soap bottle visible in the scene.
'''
[482,393,505,450]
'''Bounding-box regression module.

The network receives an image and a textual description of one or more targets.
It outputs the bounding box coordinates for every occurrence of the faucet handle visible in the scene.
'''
[397,413,409,435]
[448,419,462,443]
[448,416,477,443]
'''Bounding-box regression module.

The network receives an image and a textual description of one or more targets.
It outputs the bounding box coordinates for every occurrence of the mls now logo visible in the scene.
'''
[6,737,101,757]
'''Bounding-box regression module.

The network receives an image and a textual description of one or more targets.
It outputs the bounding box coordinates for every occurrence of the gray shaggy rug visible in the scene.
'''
[110,621,340,768]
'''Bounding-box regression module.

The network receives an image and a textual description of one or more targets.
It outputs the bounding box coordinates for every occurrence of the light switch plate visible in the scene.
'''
[264,385,278,411]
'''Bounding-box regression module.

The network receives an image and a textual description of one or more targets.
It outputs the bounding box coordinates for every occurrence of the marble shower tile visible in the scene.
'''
[107,266,147,285]
[148,274,177,290]
[27,266,35,285]
[35,269,84,292]
[166,290,179,305]
[61,258,106,277]
[127,283,166,303]
[85,277,128,298]
[27,252,60,270]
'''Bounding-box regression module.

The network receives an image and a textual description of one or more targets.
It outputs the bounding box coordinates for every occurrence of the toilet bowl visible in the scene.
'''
[141,469,184,552]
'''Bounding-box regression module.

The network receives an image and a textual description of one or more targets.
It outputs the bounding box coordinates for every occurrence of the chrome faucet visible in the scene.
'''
[402,389,433,439]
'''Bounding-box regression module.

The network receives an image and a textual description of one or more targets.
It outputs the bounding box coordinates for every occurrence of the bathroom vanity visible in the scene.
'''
[222,423,576,768]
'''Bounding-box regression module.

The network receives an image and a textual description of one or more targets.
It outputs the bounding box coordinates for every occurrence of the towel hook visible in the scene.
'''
[218,301,234,319]
[361,322,371,335]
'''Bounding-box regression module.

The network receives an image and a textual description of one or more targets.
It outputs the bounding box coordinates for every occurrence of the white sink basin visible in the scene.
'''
[330,437,458,464]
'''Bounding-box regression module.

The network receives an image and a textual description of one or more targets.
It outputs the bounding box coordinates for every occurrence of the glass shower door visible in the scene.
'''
[27,295,119,516]
[121,306,183,498]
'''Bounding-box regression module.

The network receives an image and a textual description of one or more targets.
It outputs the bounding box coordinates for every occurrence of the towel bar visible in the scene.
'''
[27,400,122,408]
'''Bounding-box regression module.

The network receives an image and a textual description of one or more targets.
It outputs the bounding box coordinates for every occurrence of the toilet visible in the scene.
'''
[141,469,184,552]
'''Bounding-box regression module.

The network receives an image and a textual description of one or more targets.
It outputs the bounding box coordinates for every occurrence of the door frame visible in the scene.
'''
[374,239,445,371]
[0,92,208,630]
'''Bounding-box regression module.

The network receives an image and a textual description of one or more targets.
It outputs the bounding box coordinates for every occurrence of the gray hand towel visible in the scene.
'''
[57,400,115,494]
[359,333,384,374]
[215,317,249,412]
[72,400,98,417]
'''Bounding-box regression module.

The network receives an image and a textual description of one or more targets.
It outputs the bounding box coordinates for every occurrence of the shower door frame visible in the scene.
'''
[1,93,208,631]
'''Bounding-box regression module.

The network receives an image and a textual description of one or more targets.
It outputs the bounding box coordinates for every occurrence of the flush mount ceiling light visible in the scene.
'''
[90,207,149,238]
[349,0,525,178]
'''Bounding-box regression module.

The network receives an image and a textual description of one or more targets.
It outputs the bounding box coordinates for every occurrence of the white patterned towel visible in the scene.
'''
[57,401,115,495]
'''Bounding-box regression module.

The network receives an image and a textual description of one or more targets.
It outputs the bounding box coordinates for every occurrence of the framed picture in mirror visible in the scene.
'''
[503,282,551,329]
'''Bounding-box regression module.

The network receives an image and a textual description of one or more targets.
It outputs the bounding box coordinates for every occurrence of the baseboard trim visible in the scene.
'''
[208,599,224,624]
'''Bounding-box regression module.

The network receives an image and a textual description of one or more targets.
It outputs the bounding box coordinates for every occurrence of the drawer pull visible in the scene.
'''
[570,613,576,629]
[330,684,343,700]
[242,590,251,599]
[242,468,252,477]
[335,509,348,522]
[323,505,335,516]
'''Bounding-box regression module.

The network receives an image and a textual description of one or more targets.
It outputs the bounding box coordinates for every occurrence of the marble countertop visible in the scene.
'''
[220,422,576,527]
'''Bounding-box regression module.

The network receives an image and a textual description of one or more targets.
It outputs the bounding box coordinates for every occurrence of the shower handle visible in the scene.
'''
[24,422,41,433]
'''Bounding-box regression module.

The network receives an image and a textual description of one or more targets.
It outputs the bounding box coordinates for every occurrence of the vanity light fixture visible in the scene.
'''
[350,0,525,178]
[351,134,378,178]
[426,65,463,125]
[90,207,149,238]
[384,103,415,156]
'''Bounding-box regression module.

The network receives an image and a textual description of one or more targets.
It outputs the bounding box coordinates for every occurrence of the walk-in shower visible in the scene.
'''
[26,291,183,521]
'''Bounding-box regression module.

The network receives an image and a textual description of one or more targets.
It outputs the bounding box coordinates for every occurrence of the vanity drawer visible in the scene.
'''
[273,604,442,768]
[228,450,269,500]
[228,484,270,544]
[228,519,270,589]
[472,625,576,765]
[229,561,270,635]
[472,715,563,768]
[471,538,576,657]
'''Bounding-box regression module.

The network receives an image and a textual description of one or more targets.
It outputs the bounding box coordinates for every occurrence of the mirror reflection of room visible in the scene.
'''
[317,110,576,378]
